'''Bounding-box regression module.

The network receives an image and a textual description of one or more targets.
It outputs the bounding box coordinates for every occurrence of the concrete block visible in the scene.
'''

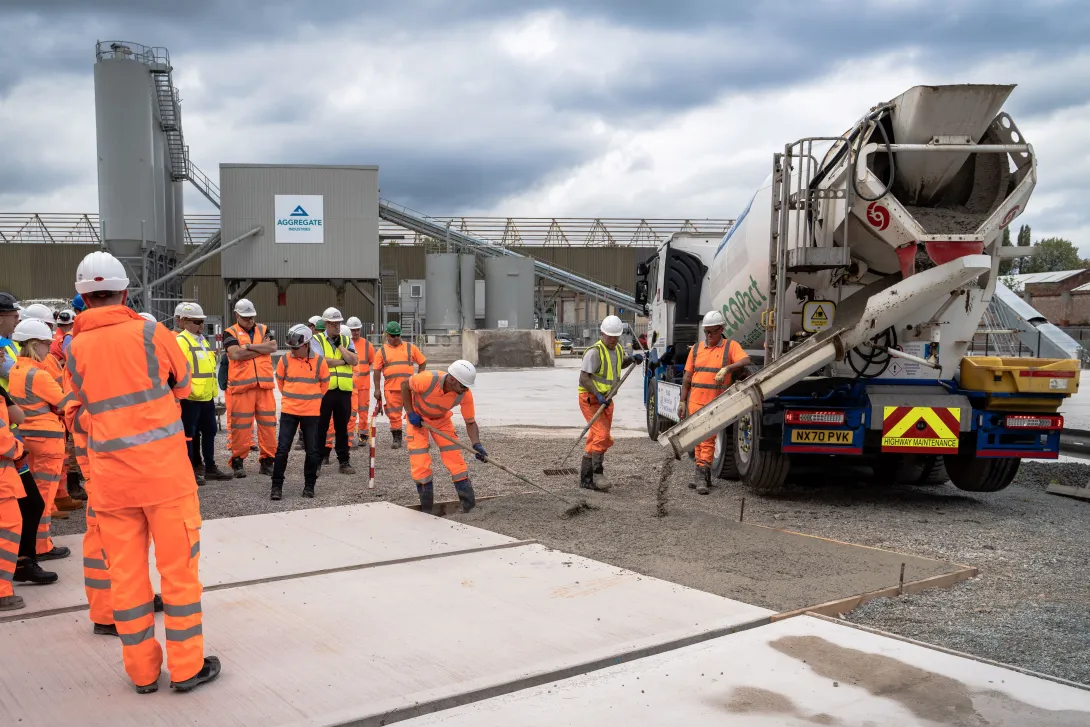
[463,329,555,368]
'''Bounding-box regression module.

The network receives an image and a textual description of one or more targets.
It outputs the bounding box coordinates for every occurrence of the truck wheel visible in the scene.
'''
[735,412,789,489]
[943,455,1019,493]
[712,426,739,480]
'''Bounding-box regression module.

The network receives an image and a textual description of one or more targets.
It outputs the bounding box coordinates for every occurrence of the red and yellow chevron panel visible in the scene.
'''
[881,406,961,454]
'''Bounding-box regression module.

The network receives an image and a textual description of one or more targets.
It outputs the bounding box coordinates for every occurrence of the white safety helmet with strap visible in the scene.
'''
[308,315,321,327]
[286,323,313,350]
[345,316,363,330]
[22,303,56,328]
[702,310,726,328]
[600,315,624,337]
[13,319,53,343]
[139,312,157,323]
[56,309,75,325]
[322,307,343,323]
[177,302,206,320]
[447,359,476,388]
[75,251,129,294]
[234,298,257,317]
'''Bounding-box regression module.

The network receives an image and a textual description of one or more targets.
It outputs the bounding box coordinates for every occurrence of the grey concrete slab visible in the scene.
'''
[407,615,1090,726]
[8,502,519,621]
[0,543,772,727]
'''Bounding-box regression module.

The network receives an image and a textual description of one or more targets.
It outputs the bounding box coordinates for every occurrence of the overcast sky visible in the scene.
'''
[2,1,1088,249]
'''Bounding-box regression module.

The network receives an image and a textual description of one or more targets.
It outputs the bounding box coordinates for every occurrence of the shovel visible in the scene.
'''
[417,420,594,517]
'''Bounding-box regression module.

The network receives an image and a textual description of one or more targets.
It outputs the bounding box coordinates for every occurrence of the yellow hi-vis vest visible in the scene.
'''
[0,339,20,392]
[577,339,622,395]
[315,333,354,392]
[176,329,217,402]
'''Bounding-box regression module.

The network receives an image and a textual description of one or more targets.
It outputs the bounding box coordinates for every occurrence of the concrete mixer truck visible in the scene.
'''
[637,84,1080,492]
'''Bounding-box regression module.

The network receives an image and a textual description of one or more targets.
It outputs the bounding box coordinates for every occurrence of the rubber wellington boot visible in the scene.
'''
[589,453,611,491]
[231,457,246,479]
[417,482,435,515]
[454,479,476,513]
[13,558,58,585]
[170,656,222,692]
[579,456,595,490]
[695,465,711,495]
[391,430,403,449]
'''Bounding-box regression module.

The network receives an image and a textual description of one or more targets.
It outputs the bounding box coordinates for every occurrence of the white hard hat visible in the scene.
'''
[286,323,313,349]
[173,302,186,318]
[702,310,726,328]
[600,315,624,337]
[447,359,476,388]
[56,309,75,325]
[308,315,321,327]
[139,312,157,323]
[177,302,205,319]
[345,316,363,330]
[23,304,56,327]
[75,251,129,294]
[234,298,257,317]
[322,306,343,323]
[13,319,52,343]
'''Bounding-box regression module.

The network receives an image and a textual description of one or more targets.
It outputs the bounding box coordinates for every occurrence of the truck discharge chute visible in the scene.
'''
[637,84,1079,493]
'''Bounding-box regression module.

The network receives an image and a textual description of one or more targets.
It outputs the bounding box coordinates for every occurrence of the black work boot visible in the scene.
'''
[230,457,246,479]
[258,457,274,476]
[205,464,232,481]
[695,465,711,495]
[322,449,331,466]
[339,462,356,475]
[391,430,403,449]
[67,473,87,501]
[454,479,476,513]
[270,483,283,501]
[417,482,435,515]
[93,622,118,637]
[193,466,206,487]
[170,656,222,692]
[13,557,58,585]
[38,546,71,561]
[302,483,315,498]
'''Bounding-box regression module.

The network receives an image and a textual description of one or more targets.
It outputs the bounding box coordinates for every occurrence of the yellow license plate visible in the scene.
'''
[790,429,853,445]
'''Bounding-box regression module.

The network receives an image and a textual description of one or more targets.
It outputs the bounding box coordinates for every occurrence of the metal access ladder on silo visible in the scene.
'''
[378,199,636,309]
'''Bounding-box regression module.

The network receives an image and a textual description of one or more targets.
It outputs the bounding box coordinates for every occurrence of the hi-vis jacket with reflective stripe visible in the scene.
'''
[7,357,67,440]
[314,333,353,392]
[0,339,18,392]
[224,323,275,392]
[352,337,376,389]
[64,306,196,511]
[176,329,217,402]
[0,395,26,499]
[577,340,623,395]
[376,342,426,388]
[408,371,476,424]
[684,338,746,405]
[275,352,330,417]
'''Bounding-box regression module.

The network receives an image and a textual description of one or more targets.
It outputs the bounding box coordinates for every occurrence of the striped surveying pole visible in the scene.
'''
[369,404,379,489]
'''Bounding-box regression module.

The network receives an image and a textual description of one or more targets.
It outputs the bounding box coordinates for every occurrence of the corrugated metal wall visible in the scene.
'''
[0,244,652,324]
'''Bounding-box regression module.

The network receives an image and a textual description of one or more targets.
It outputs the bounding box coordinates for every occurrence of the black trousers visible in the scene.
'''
[318,389,353,465]
[273,413,322,486]
[17,470,45,558]
[180,399,218,468]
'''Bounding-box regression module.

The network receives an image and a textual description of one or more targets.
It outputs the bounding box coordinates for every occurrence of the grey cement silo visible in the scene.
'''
[425,253,460,334]
[484,256,534,329]
[459,254,476,330]
[94,49,159,258]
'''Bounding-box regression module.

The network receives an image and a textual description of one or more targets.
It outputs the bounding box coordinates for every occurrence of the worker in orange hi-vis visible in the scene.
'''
[401,361,484,515]
[576,315,643,492]
[677,310,750,495]
[0,391,30,611]
[7,319,76,558]
[372,320,426,450]
[64,251,220,694]
[346,317,376,448]
[222,299,278,478]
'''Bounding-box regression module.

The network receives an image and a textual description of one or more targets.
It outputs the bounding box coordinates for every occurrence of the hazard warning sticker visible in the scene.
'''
[882,406,960,453]
[802,300,835,333]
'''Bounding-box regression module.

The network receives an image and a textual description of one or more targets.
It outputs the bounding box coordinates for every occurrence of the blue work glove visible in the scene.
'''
[408,411,423,428]
[631,353,645,364]
[473,443,488,462]
[595,392,611,408]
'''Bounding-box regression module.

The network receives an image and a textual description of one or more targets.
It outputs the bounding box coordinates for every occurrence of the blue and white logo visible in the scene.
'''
[274,195,324,244]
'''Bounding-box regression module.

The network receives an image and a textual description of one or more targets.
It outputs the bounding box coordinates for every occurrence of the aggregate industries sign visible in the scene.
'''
[274,195,324,243]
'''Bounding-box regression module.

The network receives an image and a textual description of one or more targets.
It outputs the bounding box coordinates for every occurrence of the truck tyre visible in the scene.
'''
[712,426,739,480]
[943,455,1019,493]
[735,412,789,490]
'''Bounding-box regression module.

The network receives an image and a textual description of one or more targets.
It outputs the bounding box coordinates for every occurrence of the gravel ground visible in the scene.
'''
[51,423,1090,684]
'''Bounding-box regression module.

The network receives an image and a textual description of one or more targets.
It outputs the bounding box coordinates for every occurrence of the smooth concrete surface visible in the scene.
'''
[407,615,1090,726]
[0,543,773,727]
[8,502,518,621]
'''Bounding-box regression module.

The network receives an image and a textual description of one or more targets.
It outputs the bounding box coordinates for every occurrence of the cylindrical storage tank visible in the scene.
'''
[94,54,158,259]
[425,253,461,334]
[459,253,476,330]
[484,256,534,329]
